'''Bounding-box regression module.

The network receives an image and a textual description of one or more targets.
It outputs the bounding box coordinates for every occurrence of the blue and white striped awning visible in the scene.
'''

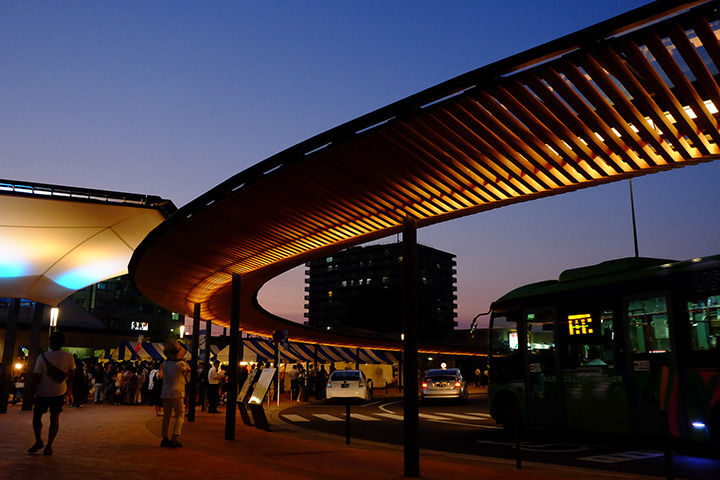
[247,339,400,365]
[244,338,307,363]
[107,341,142,361]
[105,339,400,364]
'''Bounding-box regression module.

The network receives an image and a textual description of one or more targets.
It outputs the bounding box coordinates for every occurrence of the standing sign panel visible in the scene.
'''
[246,368,276,431]
[237,369,261,426]
[248,368,276,404]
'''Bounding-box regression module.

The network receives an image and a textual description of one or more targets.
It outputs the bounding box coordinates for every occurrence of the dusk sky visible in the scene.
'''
[4,1,720,330]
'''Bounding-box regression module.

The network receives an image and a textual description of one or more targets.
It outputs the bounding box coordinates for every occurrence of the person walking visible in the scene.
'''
[92,364,105,403]
[27,331,75,456]
[207,360,224,413]
[159,341,190,448]
[148,362,163,416]
[288,364,300,401]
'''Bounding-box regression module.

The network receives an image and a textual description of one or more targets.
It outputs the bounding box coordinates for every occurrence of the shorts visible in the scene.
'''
[34,395,65,415]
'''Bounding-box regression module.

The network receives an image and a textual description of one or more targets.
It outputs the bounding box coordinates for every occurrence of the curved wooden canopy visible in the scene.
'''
[131,0,720,353]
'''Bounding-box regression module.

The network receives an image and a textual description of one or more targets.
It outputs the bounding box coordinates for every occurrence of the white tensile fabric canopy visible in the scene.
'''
[0,181,173,306]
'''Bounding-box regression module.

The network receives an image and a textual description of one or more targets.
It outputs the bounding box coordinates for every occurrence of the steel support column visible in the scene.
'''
[225,273,241,440]
[0,299,21,414]
[402,216,420,477]
[22,302,45,411]
[202,317,212,411]
[188,302,201,422]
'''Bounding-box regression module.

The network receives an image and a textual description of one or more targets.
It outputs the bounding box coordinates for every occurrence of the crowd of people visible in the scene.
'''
[287,361,333,401]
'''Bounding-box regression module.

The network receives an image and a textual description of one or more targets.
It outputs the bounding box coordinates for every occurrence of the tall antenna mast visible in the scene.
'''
[629,179,639,258]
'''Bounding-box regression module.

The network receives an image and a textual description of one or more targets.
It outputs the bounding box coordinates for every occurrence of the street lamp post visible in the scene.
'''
[49,307,59,334]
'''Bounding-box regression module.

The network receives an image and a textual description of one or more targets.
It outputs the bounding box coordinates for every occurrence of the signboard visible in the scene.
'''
[248,368,276,405]
[237,368,260,404]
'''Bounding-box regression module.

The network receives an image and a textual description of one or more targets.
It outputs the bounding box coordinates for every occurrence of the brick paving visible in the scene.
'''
[0,395,659,480]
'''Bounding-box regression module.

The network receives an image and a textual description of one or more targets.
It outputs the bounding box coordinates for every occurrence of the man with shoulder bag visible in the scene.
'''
[27,331,75,456]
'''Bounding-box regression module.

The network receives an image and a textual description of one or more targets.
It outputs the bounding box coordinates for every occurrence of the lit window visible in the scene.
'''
[687,295,720,351]
[628,297,671,353]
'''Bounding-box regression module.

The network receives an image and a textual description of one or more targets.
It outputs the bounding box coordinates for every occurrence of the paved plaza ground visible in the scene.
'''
[0,394,662,480]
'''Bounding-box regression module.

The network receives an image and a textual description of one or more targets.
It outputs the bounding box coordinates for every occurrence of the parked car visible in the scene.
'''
[326,369,373,403]
[421,368,468,404]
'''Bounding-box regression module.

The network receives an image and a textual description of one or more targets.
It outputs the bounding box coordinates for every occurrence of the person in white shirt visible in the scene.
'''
[28,331,75,456]
[159,341,190,448]
[207,360,225,413]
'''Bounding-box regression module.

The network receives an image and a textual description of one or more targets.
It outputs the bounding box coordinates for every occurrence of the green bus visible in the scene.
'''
[488,254,720,442]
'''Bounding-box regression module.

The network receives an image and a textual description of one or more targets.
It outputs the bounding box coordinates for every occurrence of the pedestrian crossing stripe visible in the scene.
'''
[579,450,663,463]
[282,412,491,423]
[376,413,404,421]
[350,413,380,421]
[282,414,309,422]
[313,414,345,422]
[419,413,448,420]
[434,413,489,420]
[459,412,492,418]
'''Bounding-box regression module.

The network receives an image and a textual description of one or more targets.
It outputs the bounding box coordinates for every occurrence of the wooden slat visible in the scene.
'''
[418,98,554,192]
[452,85,567,187]
[577,54,670,166]
[502,77,599,181]
[547,61,641,171]
[500,74,620,178]
[639,31,713,154]
[593,45,683,162]
[667,22,720,139]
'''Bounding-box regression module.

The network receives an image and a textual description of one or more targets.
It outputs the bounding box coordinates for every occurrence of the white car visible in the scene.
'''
[326,369,373,403]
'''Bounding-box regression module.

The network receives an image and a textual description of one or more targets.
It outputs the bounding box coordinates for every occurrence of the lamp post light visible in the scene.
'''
[49,307,59,334]
[179,325,185,338]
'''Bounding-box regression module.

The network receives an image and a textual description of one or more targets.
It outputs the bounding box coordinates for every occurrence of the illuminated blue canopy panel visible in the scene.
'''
[0,180,175,306]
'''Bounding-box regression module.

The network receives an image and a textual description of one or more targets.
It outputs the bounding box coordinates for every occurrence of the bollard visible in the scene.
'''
[514,403,522,470]
[346,402,351,445]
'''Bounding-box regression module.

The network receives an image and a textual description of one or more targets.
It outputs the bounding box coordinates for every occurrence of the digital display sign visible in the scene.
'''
[131,322,149,331]
[567,314,595,336]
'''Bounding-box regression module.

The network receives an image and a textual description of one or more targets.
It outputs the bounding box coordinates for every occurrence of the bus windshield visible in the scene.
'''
[490,315,518,355]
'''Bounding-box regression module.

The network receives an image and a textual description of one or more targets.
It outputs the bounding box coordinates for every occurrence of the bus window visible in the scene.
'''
[489,314,522,383]
[687,294,720,351]
[563,310,615,368]
[527,311,554,350]
[490,315,518,355]
[526,310,556,373]
[627,296,671,353]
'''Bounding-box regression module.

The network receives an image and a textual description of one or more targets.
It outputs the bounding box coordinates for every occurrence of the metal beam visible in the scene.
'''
[0,299,20,413]
[225,273,241,440]
[402,216,420,478]
[187,302,201,422]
